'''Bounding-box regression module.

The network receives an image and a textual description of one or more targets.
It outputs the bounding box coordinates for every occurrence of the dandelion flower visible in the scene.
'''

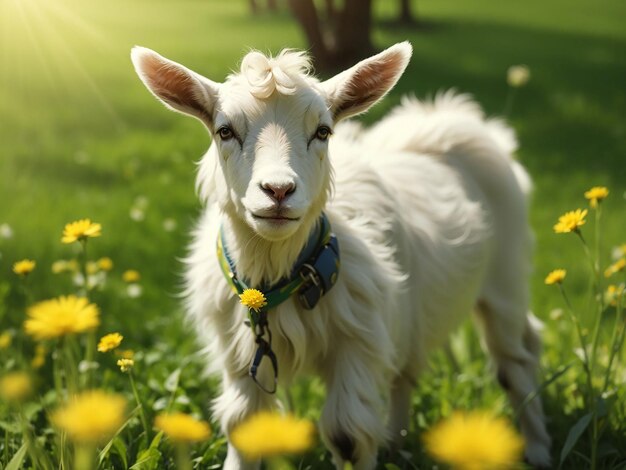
[117,358,134,372]
[116,349,135,360]
[31,345,46,369]
[605,258,626,278]
[423,411,524,470]
[98,333,123,353]
[97,257,114,271]
[231,412,315,460]
[545,269,567,285]
[507,65,530,88]
[155,412,212,442]
[122,270,141,283]
[605,284,625,307]
[0,331,11,349]
[584,186,609,208]
[13,259,36,276]
[61,219,102,244]
[0,372,32,402]
[239,289,267,312]
[52,390,126,443]
[24,295,100,340]
[553,209,587,234]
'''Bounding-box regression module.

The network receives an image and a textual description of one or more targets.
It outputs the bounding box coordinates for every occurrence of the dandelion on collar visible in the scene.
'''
[545,269,566,285]
[239,288,268,313]
[584,186,609,209]
[553,209,587,234]
[13,259,36,276]
[98,333,123,353]
[61,219,102,244]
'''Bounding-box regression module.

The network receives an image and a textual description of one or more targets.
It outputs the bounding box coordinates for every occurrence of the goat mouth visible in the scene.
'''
[251,213,300,222]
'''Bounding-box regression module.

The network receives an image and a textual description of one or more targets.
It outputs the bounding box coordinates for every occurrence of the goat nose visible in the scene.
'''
[261,182,296,201]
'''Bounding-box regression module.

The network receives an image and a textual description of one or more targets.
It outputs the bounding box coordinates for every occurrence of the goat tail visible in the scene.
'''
[373,90,532,198]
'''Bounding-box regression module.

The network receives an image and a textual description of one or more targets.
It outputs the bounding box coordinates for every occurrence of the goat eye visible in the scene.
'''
[217,126,234,141]
[315,126,331,141]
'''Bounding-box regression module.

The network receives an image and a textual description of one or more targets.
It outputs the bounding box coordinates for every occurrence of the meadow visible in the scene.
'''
[1,0,625,468]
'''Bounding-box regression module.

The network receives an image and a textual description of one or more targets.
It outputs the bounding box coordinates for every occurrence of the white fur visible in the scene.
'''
[132,43,551,469]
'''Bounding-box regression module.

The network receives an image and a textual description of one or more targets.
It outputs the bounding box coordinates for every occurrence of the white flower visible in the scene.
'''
[163,218,177,232]
[130,208,145,221]
[127,284,143,298]
[0,224,13,239]
[507,65,530,88]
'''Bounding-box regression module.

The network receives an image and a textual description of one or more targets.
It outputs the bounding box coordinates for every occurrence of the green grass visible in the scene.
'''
[1,0,625,468]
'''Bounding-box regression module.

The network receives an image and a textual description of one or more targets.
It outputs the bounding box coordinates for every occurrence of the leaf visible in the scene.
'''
[0,420,22,434]
[112,436,129,468]
[6,443,28,470]
[98,405,140,466]
[130,432,164,470]
[385,464,402,470]
[164,368,181,393]
[517,362,573,416]
[559,412,593,467]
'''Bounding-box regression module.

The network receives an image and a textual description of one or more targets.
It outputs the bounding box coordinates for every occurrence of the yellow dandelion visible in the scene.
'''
[13,259,36,276]
[52,260,71,274]
[231,412,315,460]
[97,257,114,271]
[31,345,46,369]
[122,270,141,283]
[52,390,126,443]
[553,209,587,234]
[423,411,524,470]
[545,269,567,285]
[605,258,626,278]
[605,284,625,307]
[154,412,212,443]
[116,349,135,360]
[24,295,100,340]
[61,219,102,244]
[584,186,609,208]
[239,289,268,312]
[0,372,33,402]
[0,331,11,350]
[117,358,134,372]
[87,261,99,274]
[98,333,123,353]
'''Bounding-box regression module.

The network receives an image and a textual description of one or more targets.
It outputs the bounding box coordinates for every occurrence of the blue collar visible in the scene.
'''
[217,213,340,310]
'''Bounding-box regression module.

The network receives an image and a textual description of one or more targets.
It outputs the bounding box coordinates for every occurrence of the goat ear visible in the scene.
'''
[131,46,219,127]
[322,41,412,121]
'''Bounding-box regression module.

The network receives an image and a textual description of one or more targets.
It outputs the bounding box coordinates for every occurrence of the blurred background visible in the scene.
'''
[1,0,625,467]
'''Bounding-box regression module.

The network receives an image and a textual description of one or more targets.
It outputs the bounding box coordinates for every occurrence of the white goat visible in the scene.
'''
[131,42,551,469]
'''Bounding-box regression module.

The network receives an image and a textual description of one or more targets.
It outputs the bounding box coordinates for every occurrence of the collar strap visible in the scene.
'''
[216,213,340,310]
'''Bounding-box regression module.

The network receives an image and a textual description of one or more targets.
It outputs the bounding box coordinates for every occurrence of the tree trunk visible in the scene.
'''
[287,0,331,66]
[267,0,277,11]
[249,0,258,14]
[288,0,374,71]
[399,0,416,24]
[334,0,374,65]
